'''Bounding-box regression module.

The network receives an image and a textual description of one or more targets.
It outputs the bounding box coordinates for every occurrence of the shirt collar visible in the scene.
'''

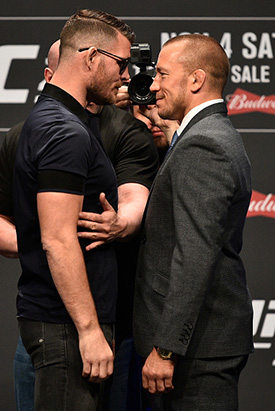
[176,99,224,137]
[41,83,91,126]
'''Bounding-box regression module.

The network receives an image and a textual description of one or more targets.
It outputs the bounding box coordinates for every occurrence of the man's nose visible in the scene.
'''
[150,77,159,92]
[121,66,130,82]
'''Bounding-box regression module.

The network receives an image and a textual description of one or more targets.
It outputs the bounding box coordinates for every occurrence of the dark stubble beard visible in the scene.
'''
[87,88,116,105]
[87,60,118,105]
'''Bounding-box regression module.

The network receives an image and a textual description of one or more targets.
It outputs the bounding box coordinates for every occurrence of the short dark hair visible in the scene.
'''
[74,9,135,43]
[60,9,135,57]
[165,34,230,92]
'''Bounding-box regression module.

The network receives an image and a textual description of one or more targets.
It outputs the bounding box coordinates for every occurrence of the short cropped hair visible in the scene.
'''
[60,9,135,57]
[164,34,230,92]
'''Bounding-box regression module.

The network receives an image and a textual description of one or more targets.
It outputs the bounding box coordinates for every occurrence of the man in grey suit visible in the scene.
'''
[133,34,253,410]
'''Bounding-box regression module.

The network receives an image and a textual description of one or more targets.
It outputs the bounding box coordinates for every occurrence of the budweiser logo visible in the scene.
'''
[247,190,275,219]
[227,88,275,115]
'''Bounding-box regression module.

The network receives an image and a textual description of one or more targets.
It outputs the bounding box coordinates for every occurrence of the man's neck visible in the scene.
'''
[177,98,224,136]
[50,72,87,108]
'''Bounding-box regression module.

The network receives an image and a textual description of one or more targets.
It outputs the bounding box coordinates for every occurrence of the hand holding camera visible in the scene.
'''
[128,43,156,105]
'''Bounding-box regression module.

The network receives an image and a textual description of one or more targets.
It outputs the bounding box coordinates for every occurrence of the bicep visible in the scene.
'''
[118,183,149,209]
[37,192,84,245]
[117,183,150,236]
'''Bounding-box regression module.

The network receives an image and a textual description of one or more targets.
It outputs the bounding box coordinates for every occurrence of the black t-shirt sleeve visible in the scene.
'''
[38,170,85,194]
[114,123,159,188]
[100,106,159,189]
[36,121,93,194]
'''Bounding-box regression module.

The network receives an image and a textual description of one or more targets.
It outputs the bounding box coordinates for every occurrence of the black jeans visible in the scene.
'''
[19,319,114,411]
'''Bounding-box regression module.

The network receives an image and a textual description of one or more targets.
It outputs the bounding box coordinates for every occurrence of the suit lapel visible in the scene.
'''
[141,102,228,229]
[168,102,227,156]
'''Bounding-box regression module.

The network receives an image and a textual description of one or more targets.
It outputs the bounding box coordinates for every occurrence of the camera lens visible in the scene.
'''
[128,73,156,105]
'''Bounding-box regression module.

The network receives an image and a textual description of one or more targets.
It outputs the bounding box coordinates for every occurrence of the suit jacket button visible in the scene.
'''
[180,336,189,345]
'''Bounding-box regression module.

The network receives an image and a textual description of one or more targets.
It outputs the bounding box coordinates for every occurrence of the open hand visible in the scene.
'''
[77,193,126,250]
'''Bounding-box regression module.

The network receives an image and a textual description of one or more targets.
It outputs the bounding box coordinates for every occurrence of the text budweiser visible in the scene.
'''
[227,88,275,115]
[247,190,275,218]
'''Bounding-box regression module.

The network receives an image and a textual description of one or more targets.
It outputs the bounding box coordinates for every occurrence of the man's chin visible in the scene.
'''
[156,103,167,119]
[158,111,169,120]
[107,91,118,105]
[96,95,116,106]
[158,109,175,121]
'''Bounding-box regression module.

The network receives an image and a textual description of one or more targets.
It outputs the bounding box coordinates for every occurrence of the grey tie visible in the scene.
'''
[170,130,178,147]
[165,130,178,156]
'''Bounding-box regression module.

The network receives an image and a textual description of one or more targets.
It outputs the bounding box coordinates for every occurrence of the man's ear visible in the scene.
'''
[86,47,97,69]
[44,67,54,83]
[190,69,206,92]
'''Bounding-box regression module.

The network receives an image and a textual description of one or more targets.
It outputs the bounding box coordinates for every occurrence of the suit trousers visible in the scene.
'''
[18,319,114,411]
[162,355,249,411]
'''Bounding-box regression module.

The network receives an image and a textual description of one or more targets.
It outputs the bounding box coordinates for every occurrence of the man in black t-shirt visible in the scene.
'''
[0,107,158,411]
[0,35,159,411]
[9,10,142,410]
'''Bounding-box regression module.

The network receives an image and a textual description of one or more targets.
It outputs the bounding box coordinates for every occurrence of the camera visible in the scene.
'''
[128,43,156,105]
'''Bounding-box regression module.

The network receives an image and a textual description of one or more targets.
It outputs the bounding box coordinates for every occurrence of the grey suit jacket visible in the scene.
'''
[133,103,254,359]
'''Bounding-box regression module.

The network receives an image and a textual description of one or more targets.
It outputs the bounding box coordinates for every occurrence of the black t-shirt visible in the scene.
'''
[13,83,118,324]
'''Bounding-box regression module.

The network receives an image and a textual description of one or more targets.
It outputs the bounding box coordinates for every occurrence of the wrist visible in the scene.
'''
[155,346,173,360]
[115,214,131,241]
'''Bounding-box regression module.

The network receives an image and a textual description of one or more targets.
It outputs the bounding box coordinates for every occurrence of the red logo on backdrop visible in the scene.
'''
[247,190,275,219]
[227,88,275,116]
